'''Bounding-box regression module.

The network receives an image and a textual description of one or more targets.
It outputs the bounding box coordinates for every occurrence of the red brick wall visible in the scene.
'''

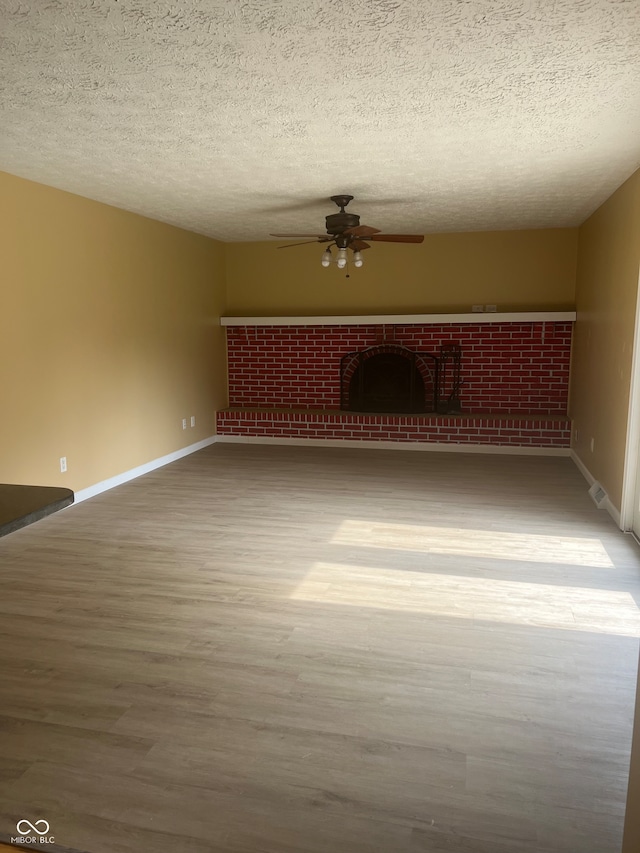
[226,322,572,413]
[217,410,571,447]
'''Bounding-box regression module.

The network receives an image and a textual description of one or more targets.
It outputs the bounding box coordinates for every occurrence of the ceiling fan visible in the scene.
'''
[270,195,424,269]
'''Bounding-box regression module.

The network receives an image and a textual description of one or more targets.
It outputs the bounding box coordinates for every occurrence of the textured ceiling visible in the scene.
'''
[1,0,639,240]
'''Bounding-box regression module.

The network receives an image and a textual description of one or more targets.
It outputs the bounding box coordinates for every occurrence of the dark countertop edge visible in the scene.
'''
[0,492,74,538]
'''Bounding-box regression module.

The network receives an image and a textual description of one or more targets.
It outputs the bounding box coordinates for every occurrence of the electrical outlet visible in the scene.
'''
[590,437,595,452]
[182,418,187,430]
[485,304,497,312]
[59,456,67,473]
[190,416,196,428]
[472,304,484,313]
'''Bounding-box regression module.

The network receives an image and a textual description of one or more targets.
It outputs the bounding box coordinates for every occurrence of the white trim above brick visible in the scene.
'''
[220,311,576,327]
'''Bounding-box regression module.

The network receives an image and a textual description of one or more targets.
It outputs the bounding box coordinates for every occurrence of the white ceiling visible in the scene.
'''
[1,0,639,241]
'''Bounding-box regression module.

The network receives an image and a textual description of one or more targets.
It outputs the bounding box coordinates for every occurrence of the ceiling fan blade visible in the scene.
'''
[344,225,381,237]
[277,240,330,249]
[368,234,424,243]
[350,239,371,251]
[270,233,329,238]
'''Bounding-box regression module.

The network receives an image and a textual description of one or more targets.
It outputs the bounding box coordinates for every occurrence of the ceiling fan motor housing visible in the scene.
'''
[325,211,360,234]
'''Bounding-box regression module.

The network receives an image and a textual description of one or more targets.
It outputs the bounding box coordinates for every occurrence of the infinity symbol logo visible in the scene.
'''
[16,819,50,835]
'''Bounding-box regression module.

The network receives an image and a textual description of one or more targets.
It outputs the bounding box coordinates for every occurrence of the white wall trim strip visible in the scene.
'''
[220,311,577,327]
[619,267,640,531]
[570,449,622,528]
[217,434,571,456]
[571,448,597,487]
[72,436,218,504]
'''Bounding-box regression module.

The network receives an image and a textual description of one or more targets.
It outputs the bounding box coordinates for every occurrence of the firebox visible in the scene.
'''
[340,344,438,413]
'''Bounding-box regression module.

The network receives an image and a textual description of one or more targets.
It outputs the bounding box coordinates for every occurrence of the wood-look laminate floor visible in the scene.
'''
[0,444,639,853]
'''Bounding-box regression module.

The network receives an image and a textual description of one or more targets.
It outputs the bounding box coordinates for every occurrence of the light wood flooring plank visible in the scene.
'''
[0,444,639,852]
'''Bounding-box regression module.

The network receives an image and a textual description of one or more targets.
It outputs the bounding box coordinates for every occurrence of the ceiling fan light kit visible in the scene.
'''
[270,195,424,271]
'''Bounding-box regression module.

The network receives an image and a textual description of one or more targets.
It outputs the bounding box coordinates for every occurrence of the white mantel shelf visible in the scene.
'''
[220,312,576,327]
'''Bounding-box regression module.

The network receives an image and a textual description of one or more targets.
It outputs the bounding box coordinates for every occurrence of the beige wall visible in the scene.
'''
[568,167,640,852]
[225,228,578,316]
[570,168,640,511]
[0,171,227,492]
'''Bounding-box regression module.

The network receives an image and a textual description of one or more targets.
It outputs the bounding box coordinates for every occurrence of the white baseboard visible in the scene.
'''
[570,449,622,528]
[73,436,218,504]
[216,434,571,456]
[66,433,581,510]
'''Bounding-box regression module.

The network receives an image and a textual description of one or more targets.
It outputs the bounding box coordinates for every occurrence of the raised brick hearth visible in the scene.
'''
[217,410,571,447]
[217,318,573,450]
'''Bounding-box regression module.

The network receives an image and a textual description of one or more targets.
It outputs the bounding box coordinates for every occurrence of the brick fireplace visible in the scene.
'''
[217,313,574,451]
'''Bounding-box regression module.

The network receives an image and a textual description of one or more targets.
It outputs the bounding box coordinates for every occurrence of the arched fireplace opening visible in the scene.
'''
[341,345,438,413]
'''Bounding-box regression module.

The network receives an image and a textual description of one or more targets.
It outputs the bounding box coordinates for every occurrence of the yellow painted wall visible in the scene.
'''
[570,168,640,511]
[569,169,640,852]
[0,171,227,492]
[224,228,578,316]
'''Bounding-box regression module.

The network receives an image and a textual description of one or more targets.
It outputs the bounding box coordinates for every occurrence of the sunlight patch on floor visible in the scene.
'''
[331,520,615,568]
[290,562,640,636]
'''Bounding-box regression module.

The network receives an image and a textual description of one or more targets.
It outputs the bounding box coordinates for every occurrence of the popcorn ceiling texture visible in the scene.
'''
[1,0,639,240]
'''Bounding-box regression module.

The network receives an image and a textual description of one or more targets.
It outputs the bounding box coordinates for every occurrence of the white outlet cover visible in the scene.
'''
[190,416,196,427]
[182,419,187,430]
